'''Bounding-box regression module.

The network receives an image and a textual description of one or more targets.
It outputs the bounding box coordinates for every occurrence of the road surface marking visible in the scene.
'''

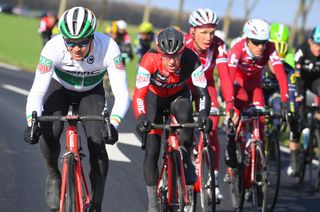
[106,133,141,162]
[2,84,29,96]
[0,63,21,71]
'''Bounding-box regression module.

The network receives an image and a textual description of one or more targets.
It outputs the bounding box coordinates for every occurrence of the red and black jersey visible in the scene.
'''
[132,48,211,118]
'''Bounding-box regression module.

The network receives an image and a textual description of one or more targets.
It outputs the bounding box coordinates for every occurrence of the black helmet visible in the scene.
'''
[155,27,185,55]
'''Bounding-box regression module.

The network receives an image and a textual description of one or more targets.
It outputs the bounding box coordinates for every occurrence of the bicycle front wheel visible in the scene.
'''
[64,154,76,212]
[252,141,268,212]
[265,130,281,211]
[199,146,216,212]
[171,150,185,212]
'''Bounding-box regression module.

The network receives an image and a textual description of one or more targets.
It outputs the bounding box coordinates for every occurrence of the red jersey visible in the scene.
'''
[132,48,210,118]
[228,38,288,102]
[185,34,234,109]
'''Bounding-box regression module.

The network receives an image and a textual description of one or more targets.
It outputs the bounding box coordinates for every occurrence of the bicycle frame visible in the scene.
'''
[59,119,90,212]
[30,110,109,212]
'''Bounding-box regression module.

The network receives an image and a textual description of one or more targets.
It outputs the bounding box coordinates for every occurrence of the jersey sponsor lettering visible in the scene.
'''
[114,55,125,70]
[136,66,151,89]
[191,65,207,88]
[37,55,53,74]
[65,70,101,75]
[137,98,146,114]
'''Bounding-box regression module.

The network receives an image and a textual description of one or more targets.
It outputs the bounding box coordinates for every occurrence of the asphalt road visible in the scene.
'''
[0,65,319,212]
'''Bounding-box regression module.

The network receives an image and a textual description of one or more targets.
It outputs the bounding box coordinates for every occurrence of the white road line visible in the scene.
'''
[0,63,21,71]
[2,84,29,96]
[106,133,141,162]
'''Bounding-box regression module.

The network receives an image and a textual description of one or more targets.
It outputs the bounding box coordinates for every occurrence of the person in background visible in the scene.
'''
[227,18,289,190]
[185,8,236,202]
[292,25,320,177]
[114,20,134,65]
[261,23,300,177]
[38,11,57,46]
[134,21,154,62]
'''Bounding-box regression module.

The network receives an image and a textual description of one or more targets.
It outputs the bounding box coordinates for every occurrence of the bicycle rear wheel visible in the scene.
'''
[197,146,216,212]
[251,141,268,212]
[64,154,76,212]
[265,130,281,211]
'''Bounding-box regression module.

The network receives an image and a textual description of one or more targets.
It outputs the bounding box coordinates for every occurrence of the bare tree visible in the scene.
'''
[222,0,234,41]
[57,0,67,18]
[290,0,314,46]
[243,0,260,20]
[175,0,185,28]
[143,0,152,22]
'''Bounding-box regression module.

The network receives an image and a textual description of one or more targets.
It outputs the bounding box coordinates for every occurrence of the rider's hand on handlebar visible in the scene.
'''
[136,114,152,138]
[198,115,212,133]
[23,125,41,144]
[280,103,288,132]
[102,124,118,145]
[226,108,239,126]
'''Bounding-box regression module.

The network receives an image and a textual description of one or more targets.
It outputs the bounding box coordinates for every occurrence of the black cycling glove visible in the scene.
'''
[198,115,212,133]
[136,114,152,138]
[102,124,118,145]
[23,126,41,144]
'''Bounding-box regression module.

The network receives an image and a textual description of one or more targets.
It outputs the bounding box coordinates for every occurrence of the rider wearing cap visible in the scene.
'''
[132,27,212,212]
[24,7,130,211]
[134,21,155,62]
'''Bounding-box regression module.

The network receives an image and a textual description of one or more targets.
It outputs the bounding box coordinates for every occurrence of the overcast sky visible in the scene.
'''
[120,0,319,29]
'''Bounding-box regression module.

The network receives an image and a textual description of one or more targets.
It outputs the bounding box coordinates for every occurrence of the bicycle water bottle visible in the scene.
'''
[302,128,310,150]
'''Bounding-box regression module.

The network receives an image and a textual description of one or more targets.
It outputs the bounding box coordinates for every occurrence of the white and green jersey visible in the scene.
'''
[26,32,130,128]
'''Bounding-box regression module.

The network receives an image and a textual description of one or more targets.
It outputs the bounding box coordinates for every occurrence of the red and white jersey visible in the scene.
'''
[185,33,234,109]
[228,38,288,102]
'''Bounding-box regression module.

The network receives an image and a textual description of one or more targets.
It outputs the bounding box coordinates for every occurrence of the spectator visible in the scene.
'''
[38,11,57,46]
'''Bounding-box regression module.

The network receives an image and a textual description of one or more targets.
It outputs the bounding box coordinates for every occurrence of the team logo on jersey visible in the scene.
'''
[191,65,207,88]
[113,55,125,70]
[37,56,53,74]
[136,66,151,89]
[87,55,95,64]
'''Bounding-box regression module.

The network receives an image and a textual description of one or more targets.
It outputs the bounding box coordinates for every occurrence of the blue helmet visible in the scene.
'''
[311,25,320,44]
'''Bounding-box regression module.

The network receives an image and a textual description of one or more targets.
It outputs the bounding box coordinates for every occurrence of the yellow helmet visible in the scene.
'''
[139,22,153,33]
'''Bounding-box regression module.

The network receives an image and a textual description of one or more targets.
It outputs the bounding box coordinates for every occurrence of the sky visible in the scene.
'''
[120,0,319,29]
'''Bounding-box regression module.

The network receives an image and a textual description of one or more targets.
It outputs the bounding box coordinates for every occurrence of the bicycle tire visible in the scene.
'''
[251,141,268,212]
[64,154,76,212]
[308,128,320,190]
[198,146,216,212]
[171,150,185,212]
[228,143,245,212]
[265,130,281,211]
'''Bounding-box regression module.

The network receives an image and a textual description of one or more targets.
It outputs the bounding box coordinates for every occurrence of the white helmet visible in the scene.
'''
[117,20,127,30]
[243,18,270,40]
[189,8,219,27]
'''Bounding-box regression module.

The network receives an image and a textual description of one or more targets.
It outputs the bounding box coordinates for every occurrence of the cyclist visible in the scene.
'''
[186,8,236,201]
[227,18,289,186]
[113,19,134,65]
[134,21,155,62]
[132,27,212,212]
[38,11,57,46]
[23,7,130,212]
[292,25,320,176]
[261,23,300,177]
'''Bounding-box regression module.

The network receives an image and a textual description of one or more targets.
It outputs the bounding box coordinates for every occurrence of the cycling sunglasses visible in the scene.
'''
[64,38,92,47]
[249,38,268,46]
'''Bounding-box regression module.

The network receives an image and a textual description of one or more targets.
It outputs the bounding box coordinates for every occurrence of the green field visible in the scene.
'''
[0,13,140,89]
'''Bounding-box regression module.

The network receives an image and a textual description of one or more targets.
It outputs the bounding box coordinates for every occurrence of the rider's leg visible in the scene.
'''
[171,96,197,185]
[144,134,161,212]
[40,80,70,210]
[80,84,107,211]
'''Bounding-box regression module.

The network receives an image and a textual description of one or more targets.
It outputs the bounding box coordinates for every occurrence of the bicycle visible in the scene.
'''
[142,113,200,212]
[297,97,320,191]
[226,108,281,212]
[264,109,284,211]
[29,104,112,212]
[191,111,226,212]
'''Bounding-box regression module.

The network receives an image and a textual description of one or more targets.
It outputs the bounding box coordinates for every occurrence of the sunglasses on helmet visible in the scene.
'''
[249,38,268,46]
[64,38,92,47]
